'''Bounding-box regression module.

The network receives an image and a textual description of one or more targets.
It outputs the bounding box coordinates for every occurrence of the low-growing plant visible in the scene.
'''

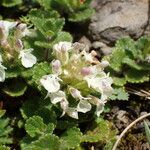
[35,0,95,22]
[105,36,150,100]
[0,17,117,149]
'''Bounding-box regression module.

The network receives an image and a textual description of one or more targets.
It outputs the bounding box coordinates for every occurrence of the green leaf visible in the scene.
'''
[0,145,10,150]
[0,110,6,118]
[136,36,150,59]
[82,118,117,146]
[25,116,47,138]
[144,121,150,144]
[110,48,126,72]
[0,117,13,145]
[52,31,73,44]
[109,37,137,72]
[122,58,143,70]
[112,77,126,86]
[2,78,27,97]
[69,8,95,22]
[46,123,55,134]
[28,12,64,38]
[125,69,149,83]
[31,134,60,150]
[5,66,22,79]
[60,127,82,150]
[29,9,60,20]
[2,0,22,7]
[31,62,51,86]
[36,0,52,10]
[109,87,129,101]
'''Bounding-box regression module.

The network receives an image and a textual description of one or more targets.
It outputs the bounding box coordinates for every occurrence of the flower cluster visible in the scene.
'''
[0,20,37,82]
[40,42,113,119]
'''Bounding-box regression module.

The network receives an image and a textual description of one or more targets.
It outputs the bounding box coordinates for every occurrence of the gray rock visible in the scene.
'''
[78,36,91,51]
[89,0,149,44]
[92,41,112,55]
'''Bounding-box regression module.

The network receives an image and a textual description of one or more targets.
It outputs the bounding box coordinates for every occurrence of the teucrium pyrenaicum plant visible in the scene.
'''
[40,41,113,119]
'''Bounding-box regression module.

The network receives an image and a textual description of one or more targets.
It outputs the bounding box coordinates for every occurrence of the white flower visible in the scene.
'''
[51,59,62,75]
[69,87,83,100]
[0,64,6,82]
[96,102,105,117]
[15,39,24,50]
[66,107,78,119]
[60,98,69,117]
[88,96,106,117]
[69,87,91,100]
[40,74,61,93]
[16,23,31,38]
[47,91,66,104]
[0,20,17,41]
[81,50,98,64]
[53,41,72,52]
[100,60,109,68]
[53,41,72,64]
[19,49,37,68]
[85,75,113,100]
[77,100,92,113]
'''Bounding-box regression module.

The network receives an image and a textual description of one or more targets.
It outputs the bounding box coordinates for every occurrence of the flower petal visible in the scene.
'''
[0,20,17,41]
[96,103,105,117]
[40,75,61,93]
[69,87,83,100]
[19,49,37,68]
[51,59,62,75]
[48,91,66,104]
[66,107,78,119]
[77,100,92,113]
[53,41,72,52]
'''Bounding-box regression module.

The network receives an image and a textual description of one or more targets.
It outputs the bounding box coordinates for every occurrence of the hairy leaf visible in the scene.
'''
[60,127,82,150]
[2,0,22,7]
[109,87,129,101]
[25,116,47,138]
[69,8,95,22]
[2,78,27,97]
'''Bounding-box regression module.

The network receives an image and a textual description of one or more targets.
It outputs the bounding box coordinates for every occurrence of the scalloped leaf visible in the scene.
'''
[29,15,64,38]
[68,8,95,22]
[25,116,47,138]
[125,69,149,83]
[82,118,117,144]
[112,77,126,86]
[2,78,27,97]
[122,58,143,70]
[5,66,22,79]
[109,37,137,72]
[36,0,52,10]
[31,62,51,86]
[51,31,73,45]
[2,0,22,7]
[110,47,126,72]
[0,118,13,145]
[35,31,73,49]
[60,127,82,150]
[109,87,129,101]
[31,134,60,150]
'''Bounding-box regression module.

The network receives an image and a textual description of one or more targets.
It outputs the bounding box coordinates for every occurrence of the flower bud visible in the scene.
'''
[51,59,62,75]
